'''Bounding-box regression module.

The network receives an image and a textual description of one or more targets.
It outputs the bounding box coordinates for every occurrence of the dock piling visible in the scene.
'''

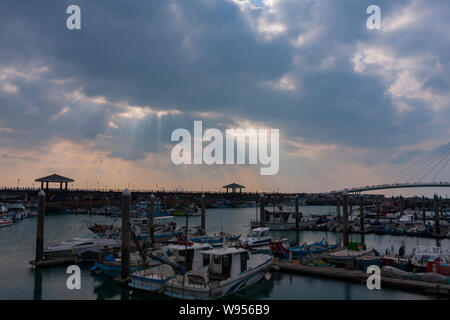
[434,194,440,235]
[342,193,349,247]
[201,194,206,232]
[422,196,426,223]
[259,193,265,227]
[359,196,364,233]
[149,194,155,247]
[399,196,404,216]
[295,195,299,230]
[35,189,46,263]
[336,197,341,224]
[120,188,131,282]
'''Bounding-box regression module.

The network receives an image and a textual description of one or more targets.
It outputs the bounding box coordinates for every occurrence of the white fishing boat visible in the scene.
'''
[129,243,213,293]
[131,215,177,240]
[5,202,29,220]
[0,205,13,228]
[412,245,444,261]
[43,236,120,258]
[265,210,296,230]
[164,247,273,300]
[241,227,271,247]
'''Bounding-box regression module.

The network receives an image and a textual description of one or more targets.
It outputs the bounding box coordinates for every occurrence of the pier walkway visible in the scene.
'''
[275,260,450,296]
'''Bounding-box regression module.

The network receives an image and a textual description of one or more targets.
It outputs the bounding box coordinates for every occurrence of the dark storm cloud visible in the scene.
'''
[0,0,448,162]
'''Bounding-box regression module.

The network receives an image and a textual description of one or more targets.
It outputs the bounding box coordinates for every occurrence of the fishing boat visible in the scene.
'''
[323,248,374,266]
[129,243,213,293]
[356,254,382,270]
[164,247,273,300]
[241,227,271,247]
[43,236,120,259]
[5,202,29,220]
[191,233,241,247]
[264,209,296,230]
[91,250,165,278]
[131,216,177,240]
[270,239,340,259]
[0,205,13,227]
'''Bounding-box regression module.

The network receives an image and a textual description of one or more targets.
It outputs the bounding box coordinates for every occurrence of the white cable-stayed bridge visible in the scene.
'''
[329,142,450,195]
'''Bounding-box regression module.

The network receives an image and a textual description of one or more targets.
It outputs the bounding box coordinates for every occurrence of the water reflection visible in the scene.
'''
[33,269,43,300]
[92,276,121,300]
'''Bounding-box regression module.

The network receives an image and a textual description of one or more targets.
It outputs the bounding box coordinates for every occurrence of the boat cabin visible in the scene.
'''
[202,247,249,281]
[165,243,212,271]
[413,246,443,261]
[243,227,271,246]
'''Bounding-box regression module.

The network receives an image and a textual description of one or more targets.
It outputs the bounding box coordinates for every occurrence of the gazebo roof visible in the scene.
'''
[222,183,245,189]
[35,174,74,183]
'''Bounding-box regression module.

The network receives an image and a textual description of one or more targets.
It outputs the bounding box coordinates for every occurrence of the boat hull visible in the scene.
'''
[265,222,295,231]
[164,257,272,300]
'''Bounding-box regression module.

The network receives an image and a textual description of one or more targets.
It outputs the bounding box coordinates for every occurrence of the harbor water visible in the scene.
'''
[0,206,448,300]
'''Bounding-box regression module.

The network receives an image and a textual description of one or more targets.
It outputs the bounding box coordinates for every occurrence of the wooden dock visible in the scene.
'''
[275,260,450,296]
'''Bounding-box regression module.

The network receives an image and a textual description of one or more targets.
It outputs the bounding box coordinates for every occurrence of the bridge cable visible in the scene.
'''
[392,143,450,183]
[401,143,450,182]
[417,145,450,182]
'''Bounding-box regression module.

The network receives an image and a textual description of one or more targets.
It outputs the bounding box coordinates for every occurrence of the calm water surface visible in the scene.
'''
[0,206,448,300]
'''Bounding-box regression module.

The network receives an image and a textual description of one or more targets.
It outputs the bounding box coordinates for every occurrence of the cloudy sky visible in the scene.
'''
[0,0,449,194]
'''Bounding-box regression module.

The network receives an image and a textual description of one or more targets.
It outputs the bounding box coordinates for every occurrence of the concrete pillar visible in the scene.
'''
[295,195,299,230]
[336,197,341,224]
[342,193,349,247]
[434,194,440,235]
[149,194,155,246]
[121,189,131,281]
[259,193,265,227]
[201,194,206,232]
[35,190,46,263]
[359,196,365,232]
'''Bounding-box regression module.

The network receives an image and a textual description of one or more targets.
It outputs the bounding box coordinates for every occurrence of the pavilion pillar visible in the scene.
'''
[60,182,63,190]
[65,182,68,190]
[45,182,49,190]
[40,182,44,189]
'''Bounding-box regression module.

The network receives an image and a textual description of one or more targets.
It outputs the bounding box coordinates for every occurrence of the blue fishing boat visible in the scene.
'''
[288,239,340,258]
[270,239,340,259]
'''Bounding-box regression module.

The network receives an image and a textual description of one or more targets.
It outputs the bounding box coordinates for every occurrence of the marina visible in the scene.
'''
[0,188,449,300]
